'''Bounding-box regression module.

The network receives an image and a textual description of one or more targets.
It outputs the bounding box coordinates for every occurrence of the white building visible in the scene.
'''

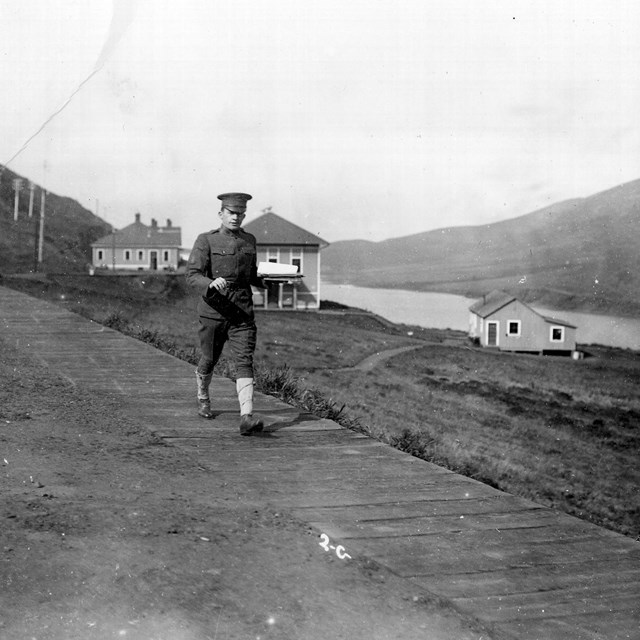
[91,213,182,271]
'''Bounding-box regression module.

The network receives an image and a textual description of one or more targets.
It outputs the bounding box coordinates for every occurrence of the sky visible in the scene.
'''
[1,0,639,248]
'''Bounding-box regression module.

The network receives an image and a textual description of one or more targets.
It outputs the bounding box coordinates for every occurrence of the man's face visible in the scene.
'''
[219,207,246,231]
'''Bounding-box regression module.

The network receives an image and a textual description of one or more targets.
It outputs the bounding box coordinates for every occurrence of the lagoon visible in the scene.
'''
[322,283,640,351]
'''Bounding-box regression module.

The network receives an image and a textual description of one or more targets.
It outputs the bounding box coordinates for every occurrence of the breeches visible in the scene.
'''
[197,317,257,379]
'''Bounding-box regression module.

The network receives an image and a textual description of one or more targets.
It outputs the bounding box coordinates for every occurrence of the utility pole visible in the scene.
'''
[12,178,23,221]
[38,189,46,266]
[33,209,39,272]
[28,182,35,218]
[112,228,116,271]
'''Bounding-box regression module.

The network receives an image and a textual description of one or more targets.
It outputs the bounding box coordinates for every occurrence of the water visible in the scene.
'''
[533,307,640,351]
[322,284,640,351]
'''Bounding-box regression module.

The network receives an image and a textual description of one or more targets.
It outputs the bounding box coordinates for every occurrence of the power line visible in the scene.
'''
[3,0,137,168]
[3,67,101,167]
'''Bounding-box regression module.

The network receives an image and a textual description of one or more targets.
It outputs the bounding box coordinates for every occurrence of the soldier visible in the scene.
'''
[186,192,266,435]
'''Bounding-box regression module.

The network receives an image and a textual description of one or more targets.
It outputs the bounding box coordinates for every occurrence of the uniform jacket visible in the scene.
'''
[186,226,264,321]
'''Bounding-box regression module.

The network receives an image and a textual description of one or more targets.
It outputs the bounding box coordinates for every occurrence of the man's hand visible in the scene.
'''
[209,278,228,293]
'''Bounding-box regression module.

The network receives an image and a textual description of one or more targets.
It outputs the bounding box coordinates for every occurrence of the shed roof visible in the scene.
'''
[243,211,329,247]
[469,290,516,318]
[541,315,577,329]
[92,217,182,248]
[470,289,577,329]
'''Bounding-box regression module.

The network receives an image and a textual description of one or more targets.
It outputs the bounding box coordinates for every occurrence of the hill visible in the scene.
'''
[0,164,111,274]
[322,179,640,316]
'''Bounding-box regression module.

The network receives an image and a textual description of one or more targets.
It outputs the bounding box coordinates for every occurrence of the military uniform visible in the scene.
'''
[186,192,265,435]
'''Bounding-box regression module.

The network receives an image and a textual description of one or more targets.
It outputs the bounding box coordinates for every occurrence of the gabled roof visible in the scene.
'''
[470,289,576,328]
[469,290,516,318]
[92,218,182,248]
[243,211,329,248]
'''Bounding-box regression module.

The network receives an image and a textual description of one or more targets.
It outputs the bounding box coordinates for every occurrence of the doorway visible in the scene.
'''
[487,321,499,347]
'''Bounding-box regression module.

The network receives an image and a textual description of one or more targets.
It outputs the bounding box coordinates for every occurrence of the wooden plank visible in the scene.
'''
[197,457,446,475]
[452,587,640,622]
[180,440,390,459]
[227,481,503,509]
[305,508,572,538]
[409,558,640,597]
[352,533,638,577]
[164,430,373,451]
[315,511,602,541]
[241,474,502,500]
[213,443,438,463]
[290,495,544,521]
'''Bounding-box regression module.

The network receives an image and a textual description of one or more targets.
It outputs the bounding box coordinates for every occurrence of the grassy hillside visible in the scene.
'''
[323,179,640,316]
[3,273,639,540]
[0,165,111,274]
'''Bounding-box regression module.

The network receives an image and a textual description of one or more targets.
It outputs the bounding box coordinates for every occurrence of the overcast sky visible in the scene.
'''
[1,0,639,247]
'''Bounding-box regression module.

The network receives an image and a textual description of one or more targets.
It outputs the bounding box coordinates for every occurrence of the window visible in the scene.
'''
[267,247,279,263]
[550,326,565,342]
[163,250,169,261]
[289,248,302,273]
[124,250,131,261]
[97,250,103,261]
[137,250,145,261]
[507,320,521,336]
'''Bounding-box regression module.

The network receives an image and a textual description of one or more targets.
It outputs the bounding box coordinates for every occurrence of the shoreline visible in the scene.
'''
[322,278,640,321]
[321,282,640,352]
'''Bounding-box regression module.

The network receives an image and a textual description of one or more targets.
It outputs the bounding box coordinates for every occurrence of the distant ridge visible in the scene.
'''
[322,179,640,317]
[0,165,111,274]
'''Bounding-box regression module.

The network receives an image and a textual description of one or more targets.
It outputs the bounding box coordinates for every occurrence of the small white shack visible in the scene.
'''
[469,290,578,355]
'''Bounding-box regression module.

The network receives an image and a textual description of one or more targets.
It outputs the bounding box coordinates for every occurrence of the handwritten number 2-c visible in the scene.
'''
[319,534,351,560]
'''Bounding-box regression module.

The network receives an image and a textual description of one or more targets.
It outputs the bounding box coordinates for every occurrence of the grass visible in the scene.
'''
[301,349,640,536]
[3,272,639,539]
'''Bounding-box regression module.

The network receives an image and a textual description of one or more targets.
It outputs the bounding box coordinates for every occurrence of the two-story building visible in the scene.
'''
[91,213,182,272]
[243,210,329,310]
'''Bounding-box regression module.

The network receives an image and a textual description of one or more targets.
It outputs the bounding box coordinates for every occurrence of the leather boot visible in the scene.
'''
[240,414,264,436]
[196,370,214,419]
[237,378,262,434]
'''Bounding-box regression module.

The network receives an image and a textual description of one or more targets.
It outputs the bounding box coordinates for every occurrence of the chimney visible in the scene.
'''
[135,212,141,223]
[166,218,172,228]
[151,218,157,228]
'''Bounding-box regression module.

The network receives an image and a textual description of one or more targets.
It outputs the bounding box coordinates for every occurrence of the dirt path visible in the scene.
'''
[0,338,483,640]
[349,345,424,372]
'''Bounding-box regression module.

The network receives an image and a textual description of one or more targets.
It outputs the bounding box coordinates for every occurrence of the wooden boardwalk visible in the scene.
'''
[1,285,638,640]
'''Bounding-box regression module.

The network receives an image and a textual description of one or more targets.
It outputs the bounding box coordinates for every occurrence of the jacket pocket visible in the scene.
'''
[209,245,237,277]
